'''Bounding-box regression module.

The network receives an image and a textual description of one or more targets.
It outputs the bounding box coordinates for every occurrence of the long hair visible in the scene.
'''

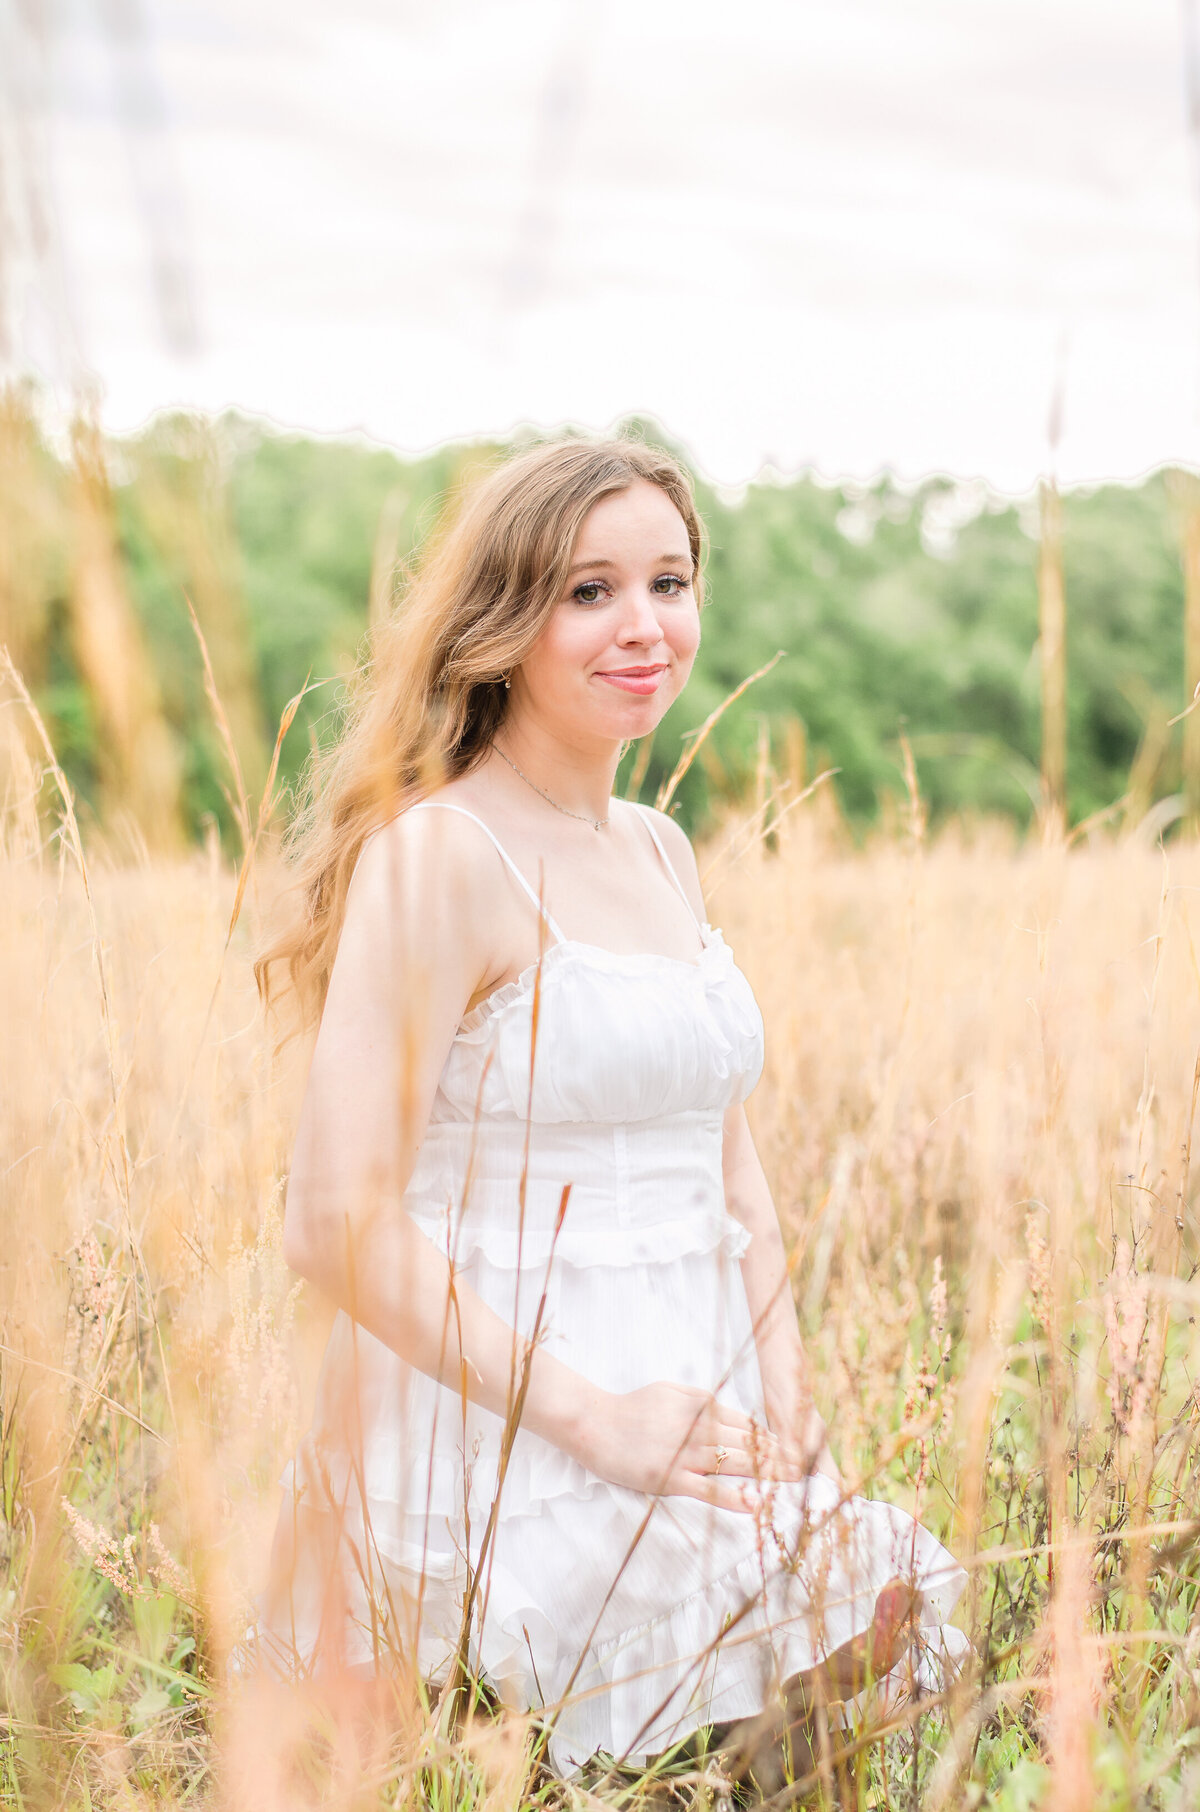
[256,435,706,1025]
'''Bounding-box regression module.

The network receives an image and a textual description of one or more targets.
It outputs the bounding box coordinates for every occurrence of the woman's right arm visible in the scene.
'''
[279,809,769,1510]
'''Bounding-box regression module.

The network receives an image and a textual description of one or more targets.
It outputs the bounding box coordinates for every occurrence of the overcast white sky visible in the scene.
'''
[5,0,1198,490]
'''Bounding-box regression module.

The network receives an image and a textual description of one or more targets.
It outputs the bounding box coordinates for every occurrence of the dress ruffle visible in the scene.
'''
[275,1439,967,1774]
[405,1204,752,1269]
[480,1478,969,1771]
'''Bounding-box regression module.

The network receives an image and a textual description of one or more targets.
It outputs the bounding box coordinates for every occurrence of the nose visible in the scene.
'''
[615,584,664,648]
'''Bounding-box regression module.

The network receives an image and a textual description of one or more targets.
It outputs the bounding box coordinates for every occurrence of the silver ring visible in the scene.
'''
[714,1445,728,1474]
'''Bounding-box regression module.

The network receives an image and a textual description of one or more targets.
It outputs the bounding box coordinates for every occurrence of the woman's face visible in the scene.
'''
[512,480,701,748]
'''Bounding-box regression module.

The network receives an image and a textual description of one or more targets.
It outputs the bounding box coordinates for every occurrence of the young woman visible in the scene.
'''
[257,438,966,1782]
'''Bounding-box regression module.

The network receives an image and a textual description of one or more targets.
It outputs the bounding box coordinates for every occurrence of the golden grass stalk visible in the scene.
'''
[0,385,64,684]
[1037,476,1067,840]
[1168,468,1200,835]
[623,729,655,802]
[655,650,785,814]
[129,416,269,806]
[68,415,184,851]
[184,583,318,944]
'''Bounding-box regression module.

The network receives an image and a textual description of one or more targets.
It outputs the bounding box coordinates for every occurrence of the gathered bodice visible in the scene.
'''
[407,798,764,1128]
[400,800,766,1273]
[431,928,764,1126]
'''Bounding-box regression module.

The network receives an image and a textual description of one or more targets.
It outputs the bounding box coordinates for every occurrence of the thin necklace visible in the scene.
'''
[494,744,611,831]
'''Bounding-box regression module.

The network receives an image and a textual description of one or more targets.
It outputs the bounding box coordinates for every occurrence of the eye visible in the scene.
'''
[571,578,611,605]
[651,574,691,595]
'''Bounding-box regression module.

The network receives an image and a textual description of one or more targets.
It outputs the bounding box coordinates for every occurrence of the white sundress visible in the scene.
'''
[264,800,968,1774]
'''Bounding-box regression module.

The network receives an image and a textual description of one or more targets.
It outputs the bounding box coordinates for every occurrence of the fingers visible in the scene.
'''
[674,1396,772,1471]
[667,1391,831,1487]
[702,1437,803,1483]
[782,1409,830,1467]
[681,1390,760,1441]
[700,1416,822,1478]
[700,1441,759,1480]
[676,1469,757,1514]
[713,1423,827,1484]
[675,1464,816,1513]
[770,1438,825,1481]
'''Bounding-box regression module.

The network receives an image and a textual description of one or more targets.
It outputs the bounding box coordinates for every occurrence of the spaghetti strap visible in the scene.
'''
[408,800,566,944]
[631,802,704,929]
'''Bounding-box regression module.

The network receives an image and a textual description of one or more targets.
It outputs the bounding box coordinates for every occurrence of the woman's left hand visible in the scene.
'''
[762,1398,842,1493]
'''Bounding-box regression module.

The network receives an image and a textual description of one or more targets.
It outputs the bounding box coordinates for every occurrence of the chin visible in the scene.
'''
[604,698,673,742]
[564,673,687,745]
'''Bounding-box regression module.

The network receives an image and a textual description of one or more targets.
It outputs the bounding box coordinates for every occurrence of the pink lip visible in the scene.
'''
[594,664,668,696]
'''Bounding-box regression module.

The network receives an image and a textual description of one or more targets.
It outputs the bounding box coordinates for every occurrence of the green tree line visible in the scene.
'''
[1,397,1191,843]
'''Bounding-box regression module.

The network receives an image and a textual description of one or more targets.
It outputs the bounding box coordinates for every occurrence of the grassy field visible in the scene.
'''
[3,723,1200,1809]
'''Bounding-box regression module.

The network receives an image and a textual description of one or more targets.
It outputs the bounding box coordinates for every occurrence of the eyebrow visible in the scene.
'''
[566,554,693,576]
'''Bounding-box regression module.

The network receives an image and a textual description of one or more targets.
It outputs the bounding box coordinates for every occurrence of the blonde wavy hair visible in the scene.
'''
[257,436,706,1026]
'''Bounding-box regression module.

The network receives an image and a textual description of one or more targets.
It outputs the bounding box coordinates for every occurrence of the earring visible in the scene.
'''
[503,673,511,690]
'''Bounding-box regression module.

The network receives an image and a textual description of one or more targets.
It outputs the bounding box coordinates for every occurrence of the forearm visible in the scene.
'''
[722,1106,838,1480]
[284,1193,599,1455]
[727,1172,811,1425]
[735,1205,840,1482]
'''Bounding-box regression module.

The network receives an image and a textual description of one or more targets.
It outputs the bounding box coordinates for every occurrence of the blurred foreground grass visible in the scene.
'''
[3,737,1200,1809]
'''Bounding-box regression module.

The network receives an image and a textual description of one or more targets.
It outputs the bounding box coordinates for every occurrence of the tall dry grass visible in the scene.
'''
[3,699,1200,1807]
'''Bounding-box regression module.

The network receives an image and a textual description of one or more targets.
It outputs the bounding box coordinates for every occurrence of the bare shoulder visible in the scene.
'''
[348,799,505,943]
[630,802,706,919]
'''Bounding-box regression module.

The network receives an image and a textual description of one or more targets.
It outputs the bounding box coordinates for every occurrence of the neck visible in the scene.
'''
[492,717,620,824]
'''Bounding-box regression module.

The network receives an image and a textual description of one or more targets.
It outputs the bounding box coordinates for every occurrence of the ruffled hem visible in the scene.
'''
[405,1205,752,1269]
[283,1421,608,1535]
[264,1461,968,1777]
[482,1488,968,1772]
